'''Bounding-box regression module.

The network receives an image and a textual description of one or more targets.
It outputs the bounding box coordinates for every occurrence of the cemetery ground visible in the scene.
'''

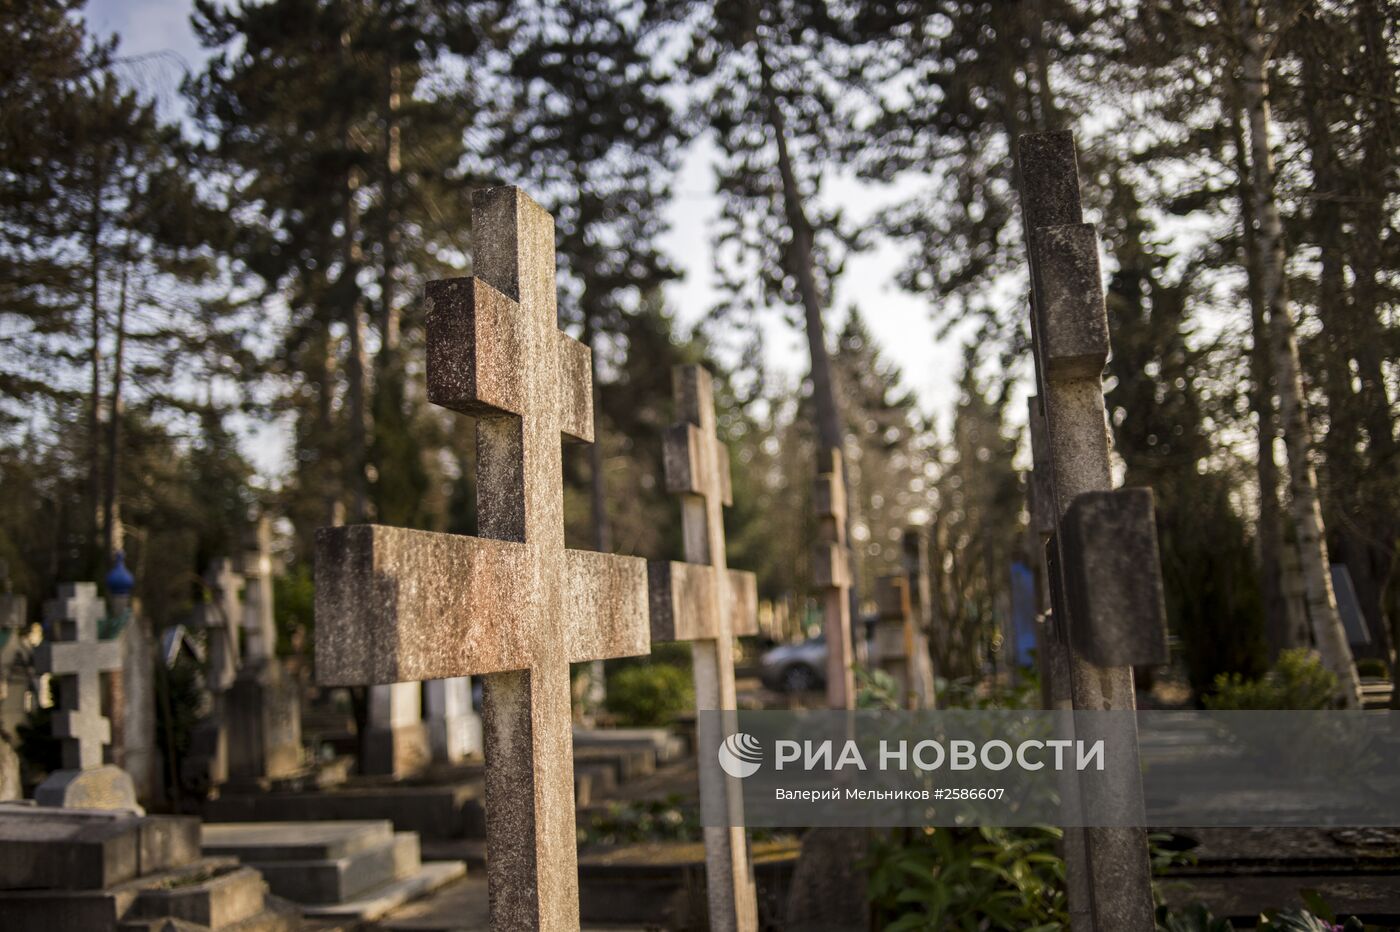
[5,0,1400,925]
[3,169,1399,930]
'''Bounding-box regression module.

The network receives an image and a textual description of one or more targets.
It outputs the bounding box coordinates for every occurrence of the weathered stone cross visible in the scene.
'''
[38,584,118,771]
[34,582,139,810]
[812,449,854,709]
[1019,130,1169,931]
[647,364,760,932]
[201,558,243,692]
[315,186,649,931]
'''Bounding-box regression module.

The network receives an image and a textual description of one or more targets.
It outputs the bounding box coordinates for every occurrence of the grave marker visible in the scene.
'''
[1019,130,1169,930]
[187,558,244,789]
[899,528,938,708]
[34,582,140,811]
[646,364,760,932]
[226,522,305,787]
[315,186,649,931]
[871,575,920,709]
[812,449,854,709]
[424,676,481,764]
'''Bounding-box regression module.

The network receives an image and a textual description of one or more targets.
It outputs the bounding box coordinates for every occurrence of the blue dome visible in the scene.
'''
[106,552,135,596]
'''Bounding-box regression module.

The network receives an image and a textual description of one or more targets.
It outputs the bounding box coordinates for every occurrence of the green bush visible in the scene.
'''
[1203,648,1337,711]
[1156,891,1369,930]
[605,663,693,727]
[578,794,698,845]
[1355,657,1389,679]
[866,826,1067,930]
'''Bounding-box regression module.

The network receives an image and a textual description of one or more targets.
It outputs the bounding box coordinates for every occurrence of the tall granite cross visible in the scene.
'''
[315,186,649,931]
[812,449,854,708]
[34,583,140,810]
[1019,130,1169,930]
[647,364,760,932]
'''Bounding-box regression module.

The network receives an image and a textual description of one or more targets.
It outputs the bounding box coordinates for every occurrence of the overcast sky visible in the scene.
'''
[86,0,973,477]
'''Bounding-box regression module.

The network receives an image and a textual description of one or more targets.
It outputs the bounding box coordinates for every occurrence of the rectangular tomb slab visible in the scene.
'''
[202,820,395,862]
[203,821,418,905]
[0,805,199,891]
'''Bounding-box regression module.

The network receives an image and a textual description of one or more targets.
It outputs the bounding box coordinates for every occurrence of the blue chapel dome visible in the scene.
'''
[106,551,135,596]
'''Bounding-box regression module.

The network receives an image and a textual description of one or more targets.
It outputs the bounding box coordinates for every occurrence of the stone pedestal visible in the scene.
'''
[226,663,304,788]
[424,677,480,764]
[34,764,142,813]
[363,682,430,777]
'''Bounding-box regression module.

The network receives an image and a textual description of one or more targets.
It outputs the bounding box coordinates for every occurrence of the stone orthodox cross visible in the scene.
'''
[812,449,854,708]
[38,584,118,771]
[647,364,760,932]
[315,187,649,931]
[1019,130,1169,930]
[34,583,139,810]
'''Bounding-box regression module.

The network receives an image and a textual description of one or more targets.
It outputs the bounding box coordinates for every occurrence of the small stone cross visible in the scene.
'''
[37,583,121,771]
[315,186,649,931]
[812,448,854,709]
[647,364,759,932]
[201,558,243,692]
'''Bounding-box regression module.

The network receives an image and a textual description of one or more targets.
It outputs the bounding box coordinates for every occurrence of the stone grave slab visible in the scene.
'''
[0,804,297,931]
[203,820,464,922]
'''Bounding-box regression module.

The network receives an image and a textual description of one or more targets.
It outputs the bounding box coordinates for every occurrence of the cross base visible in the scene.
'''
[35,764,142,813]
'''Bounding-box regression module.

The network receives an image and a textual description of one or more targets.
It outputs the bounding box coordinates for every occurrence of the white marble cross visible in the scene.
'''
[647,364,760,932]
[315,187,650,931]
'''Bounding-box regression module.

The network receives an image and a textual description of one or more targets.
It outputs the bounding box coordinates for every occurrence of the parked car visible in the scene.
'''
[760,636,827,693]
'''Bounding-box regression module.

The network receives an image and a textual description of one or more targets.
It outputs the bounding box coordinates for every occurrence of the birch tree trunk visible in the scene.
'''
[1237,0,1360,707]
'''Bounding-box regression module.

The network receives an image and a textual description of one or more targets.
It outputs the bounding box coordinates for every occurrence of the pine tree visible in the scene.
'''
[190,0,491,547]
[487,0,679,556]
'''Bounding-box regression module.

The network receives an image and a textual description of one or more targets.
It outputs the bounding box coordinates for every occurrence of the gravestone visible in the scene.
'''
[0,562,25,800]
[102,552,161,804]
[871,575,920,708]
[1019,130,1170,930]
[899,528,938,708]
[315,186,650,930]
[187,558,244,790]
[0,803,298,931]
[812,448,854,710]
[33,583,140,812]
[363,682,430,777]
[646,363,761,932]
[425,677,481,764]
[202,819,464,921]
[226,521,305,788]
